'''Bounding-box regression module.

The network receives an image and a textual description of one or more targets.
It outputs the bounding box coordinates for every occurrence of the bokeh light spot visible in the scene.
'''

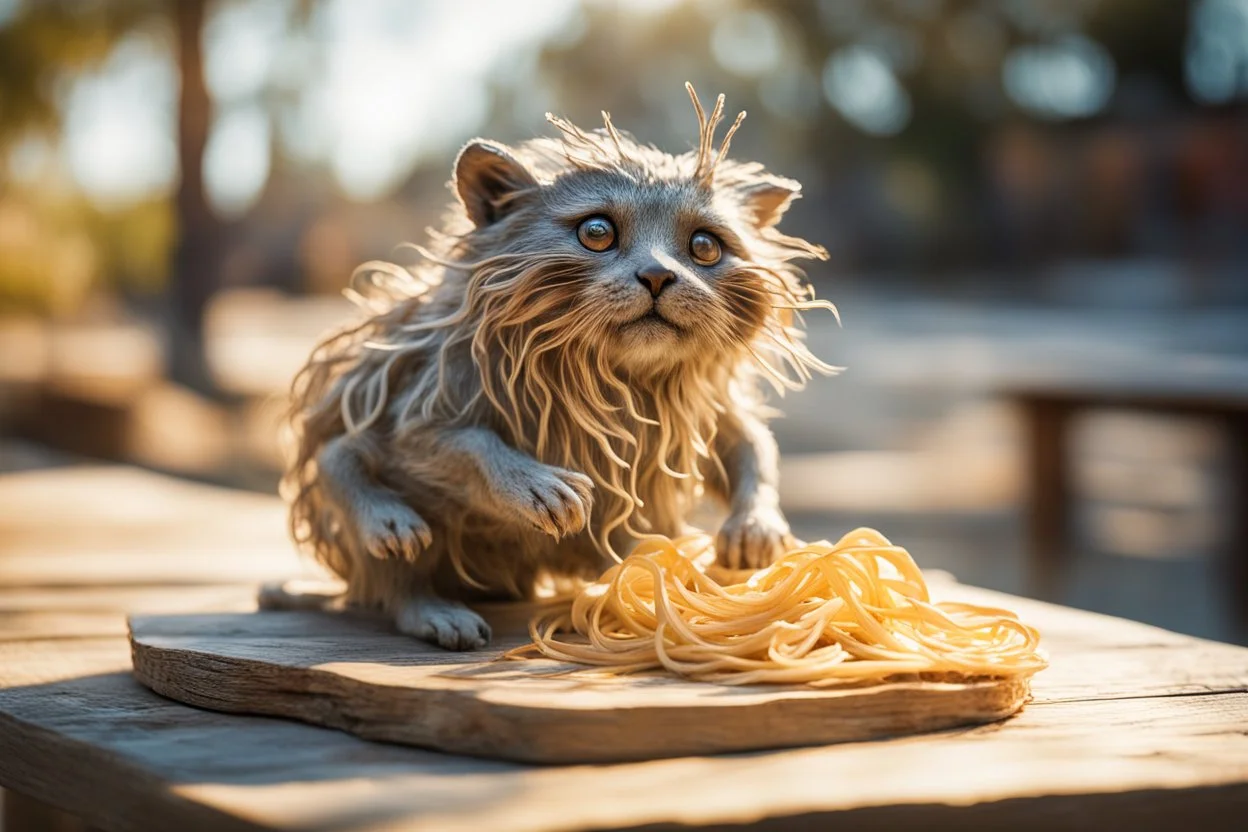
[63,34,178,207]
[204,105,272,218]
[710,10,783,78]
[822,46,911,136]
[1002,35,1116,120]
[1185,0,1248,104]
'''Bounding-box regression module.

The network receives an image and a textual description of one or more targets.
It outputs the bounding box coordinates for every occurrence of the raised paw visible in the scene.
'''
[716,503,794,570]
[358,500,433,562]
[395,597,491,650]
[497,463,594,540]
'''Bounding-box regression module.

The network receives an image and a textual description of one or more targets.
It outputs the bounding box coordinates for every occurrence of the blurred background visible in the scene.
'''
[0,0,1246,641]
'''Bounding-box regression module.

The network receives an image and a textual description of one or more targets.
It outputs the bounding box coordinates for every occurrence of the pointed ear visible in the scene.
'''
[453,140,538,227]
[739,174,802,229]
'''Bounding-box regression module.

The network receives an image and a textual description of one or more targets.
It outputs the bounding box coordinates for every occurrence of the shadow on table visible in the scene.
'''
[0,669,522,831]
[4,668,1248,832]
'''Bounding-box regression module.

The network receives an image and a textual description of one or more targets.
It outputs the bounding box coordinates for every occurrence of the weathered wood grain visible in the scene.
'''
[1,791,92,832]
[0,585,261,641]
[126,577,1248,764]
[942,584,1248,702]
[129,608,1031,764]
[128,583,1248,757]
[4,466,1248,830]
[0,466,315,589]
[4,637,1248,832]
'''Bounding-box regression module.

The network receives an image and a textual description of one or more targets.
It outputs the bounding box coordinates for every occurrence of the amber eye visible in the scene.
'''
[577,216,616,252]
[690,231,722,266]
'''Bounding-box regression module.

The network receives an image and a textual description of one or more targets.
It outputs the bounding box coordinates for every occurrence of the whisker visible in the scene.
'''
[287,84,840,589]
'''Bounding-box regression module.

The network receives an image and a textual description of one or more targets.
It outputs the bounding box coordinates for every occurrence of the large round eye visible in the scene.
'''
[577,216,616,252]
[690,231,722,266]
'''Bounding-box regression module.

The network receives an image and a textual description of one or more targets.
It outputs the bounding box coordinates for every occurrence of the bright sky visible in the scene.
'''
[308,0,579,200]
[59,0,585,213]
[37,0,1245,212]
[62,33,180,207]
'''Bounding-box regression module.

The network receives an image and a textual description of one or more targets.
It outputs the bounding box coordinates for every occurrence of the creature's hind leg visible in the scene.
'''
[319,434,492,650]
[319,434,433,563]
[257,578,491,650]
[395,595,492,650]
[257,579,345,611]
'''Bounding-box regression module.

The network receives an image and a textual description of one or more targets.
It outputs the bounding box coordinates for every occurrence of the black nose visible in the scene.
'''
[636,265,676,297]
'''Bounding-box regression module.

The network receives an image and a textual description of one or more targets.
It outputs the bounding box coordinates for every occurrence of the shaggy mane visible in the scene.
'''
[282,85,840,596]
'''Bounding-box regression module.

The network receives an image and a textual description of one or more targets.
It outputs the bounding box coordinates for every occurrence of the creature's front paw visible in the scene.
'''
[498,464,594,539]
[716,504,793,570]
[396,597,492,650]
[358,500,433,562]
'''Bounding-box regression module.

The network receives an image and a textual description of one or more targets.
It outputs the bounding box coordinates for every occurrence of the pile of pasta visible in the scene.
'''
[511,528,1046,686]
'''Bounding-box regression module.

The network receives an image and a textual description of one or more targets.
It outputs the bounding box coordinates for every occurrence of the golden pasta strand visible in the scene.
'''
[508,528,1047,687]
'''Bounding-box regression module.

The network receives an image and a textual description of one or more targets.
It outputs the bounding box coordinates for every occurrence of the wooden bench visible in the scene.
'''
[3,466,1248,830]
[1000,362,1248,632]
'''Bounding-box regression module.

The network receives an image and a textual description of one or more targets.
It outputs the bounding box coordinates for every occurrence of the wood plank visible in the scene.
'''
[995,357,1248,412]
[1,790,90,832]
[3,636,1248,831]
[0,584,261,640]
[937,584,1248,702]
[126,585,1248,767]
[129,609,1032,764]
[3,465,1247,828]
[0,546,309,589]
[0,466,316,589]
[0,466,279,526]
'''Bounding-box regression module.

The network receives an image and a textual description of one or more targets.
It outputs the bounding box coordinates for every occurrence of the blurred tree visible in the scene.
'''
[0,0,224,394]
[168,0,222,395]
[1,0,1243,325]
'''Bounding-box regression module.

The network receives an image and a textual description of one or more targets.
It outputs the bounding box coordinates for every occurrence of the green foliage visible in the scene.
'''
[0,187,172,315]
[0,0,172,314]
[0,0,163,144]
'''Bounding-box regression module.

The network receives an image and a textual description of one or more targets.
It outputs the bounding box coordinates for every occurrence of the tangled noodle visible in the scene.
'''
[509,528,1047,687]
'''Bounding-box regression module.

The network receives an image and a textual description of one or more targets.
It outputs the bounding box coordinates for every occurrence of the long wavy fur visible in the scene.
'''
[282,86,840,605]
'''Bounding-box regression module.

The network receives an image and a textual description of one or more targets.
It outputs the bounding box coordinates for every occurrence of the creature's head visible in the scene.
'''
[446,84,833,377]
[291,87,840,565]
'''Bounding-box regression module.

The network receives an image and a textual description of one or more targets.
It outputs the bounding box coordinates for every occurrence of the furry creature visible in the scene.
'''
[279,85,839,650]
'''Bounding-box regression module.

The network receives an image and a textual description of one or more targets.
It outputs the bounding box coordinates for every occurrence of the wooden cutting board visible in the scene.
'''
[128,600,1033,764]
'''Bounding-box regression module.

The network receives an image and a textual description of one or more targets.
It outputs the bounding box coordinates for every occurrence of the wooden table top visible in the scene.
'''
[2,465,1248,831]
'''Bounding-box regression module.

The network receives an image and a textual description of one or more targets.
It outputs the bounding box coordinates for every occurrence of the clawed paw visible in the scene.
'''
[716,504,793,570]
[499,465,594,539]
[358,501,433,562]
[396,597,491,650]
